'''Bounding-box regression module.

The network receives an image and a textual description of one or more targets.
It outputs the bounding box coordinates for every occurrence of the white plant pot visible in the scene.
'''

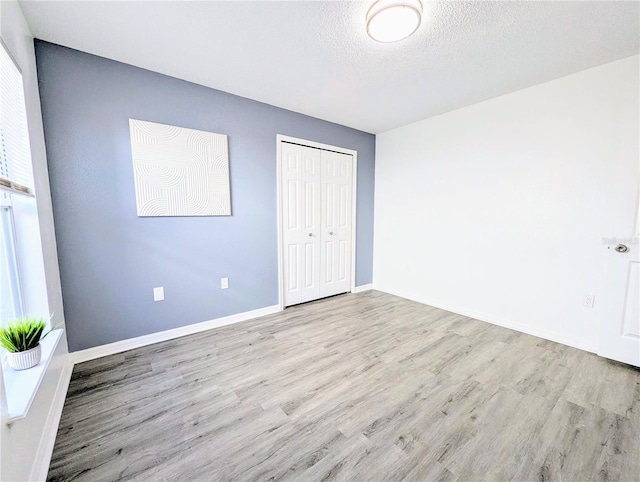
[7,344,42,370]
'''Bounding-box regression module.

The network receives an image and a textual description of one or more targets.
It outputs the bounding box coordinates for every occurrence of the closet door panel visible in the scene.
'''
[299,147,322,303]
[320,150,352,297]
[282,143,303,306]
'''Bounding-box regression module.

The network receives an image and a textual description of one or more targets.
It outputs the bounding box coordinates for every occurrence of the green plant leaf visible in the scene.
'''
[0,317,47,353]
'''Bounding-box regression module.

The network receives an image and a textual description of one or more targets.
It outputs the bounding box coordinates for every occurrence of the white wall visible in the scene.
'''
[374,55,639,352]
[1,1,69,480]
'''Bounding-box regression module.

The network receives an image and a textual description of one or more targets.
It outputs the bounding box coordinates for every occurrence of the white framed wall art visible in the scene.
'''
[129,119,231,217]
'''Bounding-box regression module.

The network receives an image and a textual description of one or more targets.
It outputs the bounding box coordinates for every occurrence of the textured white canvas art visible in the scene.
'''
[129,119,231,216]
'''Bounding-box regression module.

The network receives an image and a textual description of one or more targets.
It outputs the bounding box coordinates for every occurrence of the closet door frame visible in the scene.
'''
[276,134,358,311]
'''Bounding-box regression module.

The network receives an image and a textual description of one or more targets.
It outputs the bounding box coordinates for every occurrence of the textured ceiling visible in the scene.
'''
[18,1,640,134]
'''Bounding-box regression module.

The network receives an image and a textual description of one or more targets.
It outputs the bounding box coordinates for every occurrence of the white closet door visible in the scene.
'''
[281,143,321,306]
[320,150,353,298]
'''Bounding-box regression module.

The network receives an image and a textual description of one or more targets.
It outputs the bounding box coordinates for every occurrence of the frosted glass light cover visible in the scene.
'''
[366,0,422,43]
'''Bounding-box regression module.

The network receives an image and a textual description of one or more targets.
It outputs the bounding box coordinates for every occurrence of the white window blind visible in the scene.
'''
[0,42,34,196]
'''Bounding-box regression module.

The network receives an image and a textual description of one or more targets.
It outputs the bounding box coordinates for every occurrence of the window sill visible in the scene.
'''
[3,329,63,423]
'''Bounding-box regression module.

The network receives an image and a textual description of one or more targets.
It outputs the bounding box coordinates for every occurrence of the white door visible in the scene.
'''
[280,141,353,307]
[281,143,321,306]
[598,185,640,366]
[320,150,353,298]
[598,238,640,366]
[598,185,640,367]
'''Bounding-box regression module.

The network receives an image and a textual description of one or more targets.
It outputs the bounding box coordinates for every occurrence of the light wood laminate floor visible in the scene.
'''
[48,291,639,481]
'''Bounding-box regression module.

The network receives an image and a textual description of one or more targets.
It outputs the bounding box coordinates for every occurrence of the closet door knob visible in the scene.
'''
[329,231,334,236]
[308,233,313,237]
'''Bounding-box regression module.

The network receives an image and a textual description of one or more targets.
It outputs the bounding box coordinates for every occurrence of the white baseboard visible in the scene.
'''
[70,304,281,364]
[30,361,73,482]
[377,287,598,354]
[352,284,373,293]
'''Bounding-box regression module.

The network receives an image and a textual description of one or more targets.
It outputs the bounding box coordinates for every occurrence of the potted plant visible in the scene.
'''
[0,317,57,370]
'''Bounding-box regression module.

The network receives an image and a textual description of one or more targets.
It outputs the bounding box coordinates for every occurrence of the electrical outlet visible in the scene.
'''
[153,287,165,302]
[583,294,595,308]
[221,277,229,290]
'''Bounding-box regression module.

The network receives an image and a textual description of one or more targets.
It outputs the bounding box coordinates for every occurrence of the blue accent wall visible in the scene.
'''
[35,41,375,352]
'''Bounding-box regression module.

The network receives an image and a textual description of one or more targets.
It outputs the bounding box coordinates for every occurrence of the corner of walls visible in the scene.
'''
[355,137,375,288]
[35,41,376,352]
[373,55,639,353]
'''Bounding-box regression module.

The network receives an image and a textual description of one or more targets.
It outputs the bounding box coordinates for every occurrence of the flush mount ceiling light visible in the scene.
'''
[366,0,423,43]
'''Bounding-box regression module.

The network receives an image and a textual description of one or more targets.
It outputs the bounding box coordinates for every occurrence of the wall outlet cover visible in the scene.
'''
[153,287,165,302]
[583,294,595,308]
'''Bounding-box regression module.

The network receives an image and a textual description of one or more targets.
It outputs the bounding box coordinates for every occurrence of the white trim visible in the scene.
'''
[350,151,358,297]
[352,284,373,293]
[29,361,73,482]
[70,304,281,364]
[4,329,63,422]
[378,288,598,354]
[276,137,284,310]
[276,134,358,311]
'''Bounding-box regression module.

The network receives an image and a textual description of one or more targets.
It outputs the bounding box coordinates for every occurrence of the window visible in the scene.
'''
[0,40,33,327]
[0,41,34,197]
[1,39,63,422]
[0,193,24,325]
